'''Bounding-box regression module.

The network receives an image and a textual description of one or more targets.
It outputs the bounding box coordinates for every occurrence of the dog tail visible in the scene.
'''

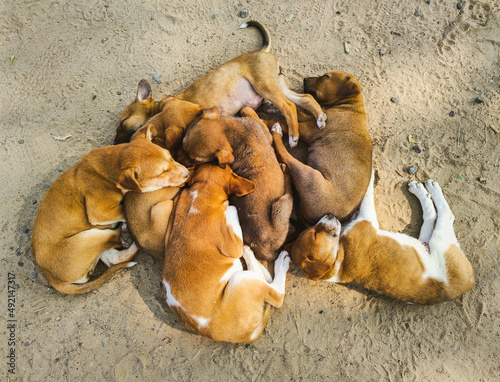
[49,262,137,295]
[239,21,271,52]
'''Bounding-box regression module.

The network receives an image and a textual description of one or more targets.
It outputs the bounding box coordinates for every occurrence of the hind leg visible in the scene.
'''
[408,181,437,243]
[242,245,272,283]
[425,180,458,245]
[278,74,326,129]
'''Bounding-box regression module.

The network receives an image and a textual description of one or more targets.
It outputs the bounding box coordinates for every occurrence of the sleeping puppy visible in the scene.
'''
[162,163,291,343]
[31,126,190,294]
[115,21,326,147]
[182,106,293,261]
[289,172,475,304]
[271,71,372,226]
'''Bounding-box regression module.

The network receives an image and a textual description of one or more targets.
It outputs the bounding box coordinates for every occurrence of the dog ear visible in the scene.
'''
[117,167,142,192]
[214,147,234,168]
[338,77,360,98]
[229,174,256,197]
[137,79,152,102]
[132,124,157,141]
[202,106,220,119]
[303,259,332,281]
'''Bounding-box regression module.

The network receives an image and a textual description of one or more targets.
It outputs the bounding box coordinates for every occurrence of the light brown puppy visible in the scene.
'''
[182,106,293,261]
[162,163,291,343]
[115,21,326,147]
[130,96,202,154]
[31,126,190,294]
[289,173,475,304]
[271,71,372,226]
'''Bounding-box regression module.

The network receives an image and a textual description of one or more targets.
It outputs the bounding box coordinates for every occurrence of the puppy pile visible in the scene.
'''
[31,21,474,343]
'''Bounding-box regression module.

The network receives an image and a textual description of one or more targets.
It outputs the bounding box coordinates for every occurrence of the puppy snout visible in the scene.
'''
[318,214,341,236]
[303,77,316,95]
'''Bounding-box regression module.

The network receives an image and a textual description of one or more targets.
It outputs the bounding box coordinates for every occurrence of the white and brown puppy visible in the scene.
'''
[289,173,475,304]
[162,163,291,343]
[31,126,189,294]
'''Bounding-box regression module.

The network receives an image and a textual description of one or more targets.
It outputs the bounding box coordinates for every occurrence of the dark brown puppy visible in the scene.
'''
[271,71,372,225]
[182,106,293,261]
[115,21,325,147]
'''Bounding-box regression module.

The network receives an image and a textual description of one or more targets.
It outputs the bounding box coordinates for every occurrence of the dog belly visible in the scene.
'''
[217,79,263,115]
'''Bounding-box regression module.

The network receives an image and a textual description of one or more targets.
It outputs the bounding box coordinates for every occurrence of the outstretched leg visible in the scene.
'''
[425,180,458,247]
[345,170,378,231]
[408,181,437,243]
[268,250,291,306]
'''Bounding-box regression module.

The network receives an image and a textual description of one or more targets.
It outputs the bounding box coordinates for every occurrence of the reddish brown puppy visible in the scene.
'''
[162,163,292,343]
[182,106,293,261]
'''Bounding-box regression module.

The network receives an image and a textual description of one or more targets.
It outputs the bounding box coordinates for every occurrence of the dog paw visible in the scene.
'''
[275,250,291,271]
[271,122,283,136]
[424,179,441,193]
[289,135,299,148]
[317,113,327,129]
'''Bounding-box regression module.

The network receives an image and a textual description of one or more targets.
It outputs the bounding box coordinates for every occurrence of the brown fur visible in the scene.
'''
[182,106,293,261]
[291,217,475,304]
[162,163,287,343]
[114,21,324,146]
[271,71,372,225]
[31,126,190,294]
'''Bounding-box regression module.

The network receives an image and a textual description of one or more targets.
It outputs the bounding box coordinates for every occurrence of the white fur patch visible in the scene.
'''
[163,280,181,307]
[378,230,447,283]
[220,259,244,283]
[192,316,210,328]
[225,205,243,241]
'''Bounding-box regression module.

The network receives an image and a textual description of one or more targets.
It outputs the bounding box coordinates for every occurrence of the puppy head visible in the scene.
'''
[303,71,361,105]
[182,107,234,167]
[114,80,161,144]
[290,214,341,280]
[187,163,255,197]
[117,129,190,192]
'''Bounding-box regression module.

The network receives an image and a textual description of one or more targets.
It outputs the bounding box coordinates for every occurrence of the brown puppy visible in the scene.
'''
[182,106,293,261]
[31,126,190,294]
[130,96,202,153]
[115,21,326,147]
[162,163,291,343]
[289,173,475,304]
[271,71,372,226]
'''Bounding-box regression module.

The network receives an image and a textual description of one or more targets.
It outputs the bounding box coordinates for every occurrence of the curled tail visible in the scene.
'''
[239,21,271,52]
[49,262,136,295]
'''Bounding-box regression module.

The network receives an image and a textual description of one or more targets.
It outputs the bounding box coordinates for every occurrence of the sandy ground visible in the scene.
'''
[1,0,499,381]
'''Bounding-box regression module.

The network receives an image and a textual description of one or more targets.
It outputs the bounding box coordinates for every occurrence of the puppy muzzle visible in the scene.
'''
[317,214,341,236]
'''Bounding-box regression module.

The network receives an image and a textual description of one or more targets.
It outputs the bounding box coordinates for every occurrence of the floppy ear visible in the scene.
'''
[338,77,360,98]
[229,174,256,197]
[137,80,152,102]
[303,260,332,281]
[202,106,220,119]
[214,147,234,168]
[117,167,142,192]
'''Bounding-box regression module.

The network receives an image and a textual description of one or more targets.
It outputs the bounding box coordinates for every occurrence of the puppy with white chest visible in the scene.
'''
[162,163,291,343]
[289,172,475,304]
[31,126,189,294]
[182,106,293,261]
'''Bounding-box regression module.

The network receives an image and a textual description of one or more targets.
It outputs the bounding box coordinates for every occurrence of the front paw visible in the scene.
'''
[275,250,291,273]
[271,122,283,136]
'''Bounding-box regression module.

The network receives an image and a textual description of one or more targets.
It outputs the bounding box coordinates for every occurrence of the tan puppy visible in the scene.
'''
[130,96,202,153]
[162,163,291,343]
[289,172,475,304]
[182,106,293,261]
[31,126,190,294]
[271,71,372,226]
[115,21,326,147]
